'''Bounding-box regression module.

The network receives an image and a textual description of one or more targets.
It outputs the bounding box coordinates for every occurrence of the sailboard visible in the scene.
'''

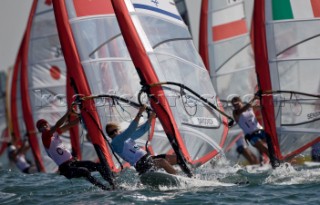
[199,0,260,164]
[303,161,320,168]
[253,0,320,161]
[111,0,229,177]
[140,171,180,187]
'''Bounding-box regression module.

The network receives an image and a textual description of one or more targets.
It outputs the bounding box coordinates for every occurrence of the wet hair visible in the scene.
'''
[105,122,120,136]
[231,96,242,104]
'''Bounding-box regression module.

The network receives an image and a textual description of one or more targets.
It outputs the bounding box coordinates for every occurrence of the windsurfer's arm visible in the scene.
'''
[50,107,73,134]
[17,139,30,155]
[130,112,156,140]
[113,105,147,143]
[232,111,239,124]
[59,117,80,133]
[133,104,147,122]
[238,95,259,113]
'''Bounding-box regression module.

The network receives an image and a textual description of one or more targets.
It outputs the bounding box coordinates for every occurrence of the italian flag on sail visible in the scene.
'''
[211,3,247,42]
[272,0,320,20]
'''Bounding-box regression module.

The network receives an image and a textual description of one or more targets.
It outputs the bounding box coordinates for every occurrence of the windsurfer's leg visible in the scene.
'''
[241,148,259,165]
[72,161,115,188]
[96,164,115,189]
[63,167,108,190]
[153,158,177,175]
[153,154,178,165]
[253,140,270,157]
[264,133,280,168]
[72,160,99,172]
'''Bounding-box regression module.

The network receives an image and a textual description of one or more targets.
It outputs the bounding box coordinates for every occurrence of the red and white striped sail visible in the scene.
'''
[112,0,228,170]
[15,0,96,172]
[199,0,260,163]
[21,0,68,172]
[254,0,320,160]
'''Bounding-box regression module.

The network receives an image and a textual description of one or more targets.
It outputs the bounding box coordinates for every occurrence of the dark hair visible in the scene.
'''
[105,123,119,136]
[231,96,242,104]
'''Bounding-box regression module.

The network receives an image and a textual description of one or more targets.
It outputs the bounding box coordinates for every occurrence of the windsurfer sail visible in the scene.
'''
[253,0,320,161]
[199,0,260,164]
[111,0,229,176]
[13,0,98,173]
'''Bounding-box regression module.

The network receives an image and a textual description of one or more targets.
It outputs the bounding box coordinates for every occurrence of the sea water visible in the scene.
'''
[1,160,320,205]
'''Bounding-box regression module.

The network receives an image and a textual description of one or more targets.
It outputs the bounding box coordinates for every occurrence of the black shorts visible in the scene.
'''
[22,167,31,174]
[134,154,155,175]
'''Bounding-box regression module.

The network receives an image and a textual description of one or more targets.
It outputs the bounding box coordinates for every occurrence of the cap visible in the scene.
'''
[36,119,48,130]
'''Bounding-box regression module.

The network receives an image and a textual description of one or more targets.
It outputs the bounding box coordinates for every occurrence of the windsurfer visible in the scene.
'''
[231,96,280,168]
[235,136,259,165]
[106,104,178,175]
[37,107,114,190]
[7,138,37,174]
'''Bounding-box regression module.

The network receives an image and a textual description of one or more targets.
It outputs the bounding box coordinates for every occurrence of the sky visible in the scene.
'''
[0,0,200,72]
[0,0,33,72]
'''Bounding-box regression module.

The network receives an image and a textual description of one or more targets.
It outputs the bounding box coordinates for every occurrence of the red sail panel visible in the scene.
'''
[212,19,247,42]
[311,0,320,17]
[73,0,114,17]
[199,0,210,71]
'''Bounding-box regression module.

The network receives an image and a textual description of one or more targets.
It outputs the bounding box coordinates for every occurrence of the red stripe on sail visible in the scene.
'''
[212,19,247,42]
[73,0,114,17]
[199,0,210,71]
[311,0,320,17]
